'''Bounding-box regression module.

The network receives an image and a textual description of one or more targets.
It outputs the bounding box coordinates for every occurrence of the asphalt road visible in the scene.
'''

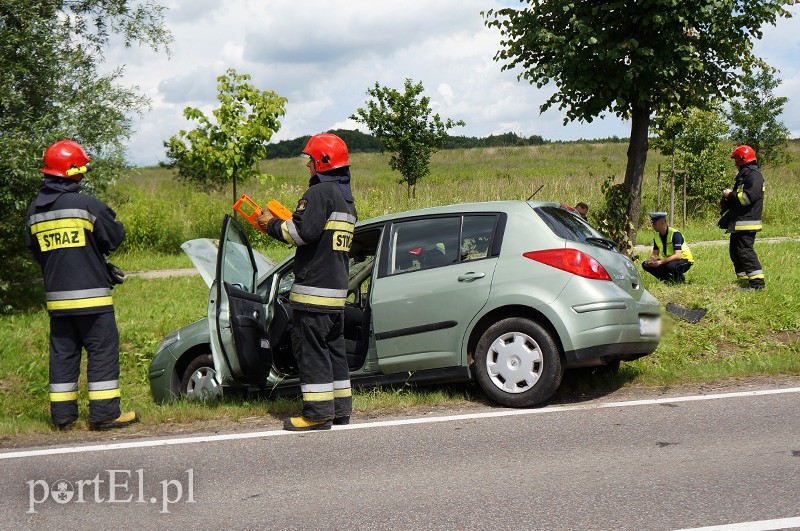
[2,385,799,530]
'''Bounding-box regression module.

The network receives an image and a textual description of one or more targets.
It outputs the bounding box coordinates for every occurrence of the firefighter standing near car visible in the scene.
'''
[641,212,695,283]
[25,140,139,431]
[721,145,765,290]
[257,133,357,431]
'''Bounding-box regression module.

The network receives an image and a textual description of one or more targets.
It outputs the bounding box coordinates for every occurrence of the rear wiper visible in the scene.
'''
[585,237,618,251]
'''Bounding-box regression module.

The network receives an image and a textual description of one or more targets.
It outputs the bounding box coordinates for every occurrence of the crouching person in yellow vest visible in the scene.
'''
[641,212,695,284]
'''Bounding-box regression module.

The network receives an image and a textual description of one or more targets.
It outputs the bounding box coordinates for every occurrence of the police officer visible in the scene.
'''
[25,140,139,431]
[722,145,765,290]
[258,133,357,431]
[641,212,695,283]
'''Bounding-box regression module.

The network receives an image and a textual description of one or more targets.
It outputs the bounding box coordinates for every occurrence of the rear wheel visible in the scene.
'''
[474,318,563,407]
[180,353,222,401]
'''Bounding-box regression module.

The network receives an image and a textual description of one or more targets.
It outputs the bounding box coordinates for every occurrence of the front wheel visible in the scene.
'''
[180,353,222,401]
[474,318,563,407]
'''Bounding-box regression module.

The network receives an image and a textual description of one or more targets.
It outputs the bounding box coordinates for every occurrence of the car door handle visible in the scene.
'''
[458,272,485,282]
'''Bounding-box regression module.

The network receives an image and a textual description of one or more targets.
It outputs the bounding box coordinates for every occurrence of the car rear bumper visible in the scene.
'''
[564,340,659,368]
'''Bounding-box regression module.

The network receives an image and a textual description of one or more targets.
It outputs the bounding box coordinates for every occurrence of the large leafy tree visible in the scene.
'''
[0,0,171,312]
[484,0,793,242]
[163,69,287,203]
[351,79,464,198]
[729,65,791,167]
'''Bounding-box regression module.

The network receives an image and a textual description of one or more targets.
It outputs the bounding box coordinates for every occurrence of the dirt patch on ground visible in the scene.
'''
[3,374,798,452]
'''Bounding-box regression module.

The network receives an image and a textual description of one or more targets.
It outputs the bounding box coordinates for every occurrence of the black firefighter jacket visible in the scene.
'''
[25,177,125,316]
[720,162,765,233]
[266,181,357,313]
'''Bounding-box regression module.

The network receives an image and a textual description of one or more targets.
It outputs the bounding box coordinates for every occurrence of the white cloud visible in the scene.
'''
[102,1,800,165]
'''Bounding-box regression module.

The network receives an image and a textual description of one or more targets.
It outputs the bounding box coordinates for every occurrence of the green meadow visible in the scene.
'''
[2,141,798,437]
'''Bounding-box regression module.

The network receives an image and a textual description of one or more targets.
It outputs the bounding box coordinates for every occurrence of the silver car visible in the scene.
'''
[148,200,661,407]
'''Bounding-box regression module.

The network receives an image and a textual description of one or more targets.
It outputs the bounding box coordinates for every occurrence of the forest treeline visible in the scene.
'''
[264,129,629,159]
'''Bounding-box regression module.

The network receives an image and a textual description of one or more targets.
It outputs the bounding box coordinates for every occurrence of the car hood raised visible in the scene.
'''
[180,238,277,289]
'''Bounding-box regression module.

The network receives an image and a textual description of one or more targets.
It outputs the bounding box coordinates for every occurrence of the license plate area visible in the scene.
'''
[639,315,661,337]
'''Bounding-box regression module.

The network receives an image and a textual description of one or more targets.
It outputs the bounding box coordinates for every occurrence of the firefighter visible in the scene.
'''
[641,212,694,283]
[257,133,357,431]
[25,140,139,430]
[721,145,765,290]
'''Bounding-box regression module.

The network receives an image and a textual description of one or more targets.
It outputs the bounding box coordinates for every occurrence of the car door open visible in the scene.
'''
[208,214,272,386]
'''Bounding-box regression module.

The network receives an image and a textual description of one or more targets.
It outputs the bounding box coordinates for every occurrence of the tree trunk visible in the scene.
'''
[232,167,238,218]
[623,104,651,245]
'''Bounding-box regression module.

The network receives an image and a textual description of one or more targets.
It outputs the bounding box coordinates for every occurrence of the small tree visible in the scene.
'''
[729,65,791,167]
[652,105,729,209]
[351,79,464,198]
[164,69,287,202]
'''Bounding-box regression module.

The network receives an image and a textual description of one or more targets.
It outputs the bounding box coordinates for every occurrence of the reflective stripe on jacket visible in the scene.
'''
[25,180,125,316]
[722,163,765,233]
[266,181,357,312]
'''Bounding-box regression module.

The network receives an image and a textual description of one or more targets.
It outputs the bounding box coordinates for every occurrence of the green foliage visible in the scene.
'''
[0,0,171,314]
[268,130,548,159]
[163,69,287,199]
[445,132,548,149]
[351,79,465,198]
[111,175,228,253]
[593,175,635,256]
[484,0,794,240]
[729,65,791,167]
[4,142,800,435]
[652,105,730,210]
[266,129,382,159]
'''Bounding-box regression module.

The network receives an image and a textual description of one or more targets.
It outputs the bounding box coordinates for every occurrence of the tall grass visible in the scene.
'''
[108,141,800,263]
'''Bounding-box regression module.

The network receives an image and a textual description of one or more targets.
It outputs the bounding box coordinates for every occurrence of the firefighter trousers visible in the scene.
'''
[290,309,352,421]
[729,231,765,288]
[49,312,121,425]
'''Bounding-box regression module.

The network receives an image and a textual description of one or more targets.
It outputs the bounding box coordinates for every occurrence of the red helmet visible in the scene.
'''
[302,133,349,173]
[41,140,91,180]
[730,145,756,165]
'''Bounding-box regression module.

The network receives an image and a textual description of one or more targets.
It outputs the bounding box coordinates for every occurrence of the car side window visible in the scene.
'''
[387,217,461,275]
[461,215,497,262]
[220,219,256,292]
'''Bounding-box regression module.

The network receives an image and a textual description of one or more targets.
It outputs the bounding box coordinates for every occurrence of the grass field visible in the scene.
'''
[2,141,798,437]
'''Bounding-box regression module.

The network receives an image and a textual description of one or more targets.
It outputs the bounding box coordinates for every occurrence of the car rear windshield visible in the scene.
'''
[534,205,607,244]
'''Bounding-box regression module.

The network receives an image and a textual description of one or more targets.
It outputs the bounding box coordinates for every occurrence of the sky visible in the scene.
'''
[103,0,800,166]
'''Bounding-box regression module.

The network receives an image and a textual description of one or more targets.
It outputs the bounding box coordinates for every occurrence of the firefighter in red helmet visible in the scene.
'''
[25,140,140,430]
[721,145,765,290]
[258,133,357,431]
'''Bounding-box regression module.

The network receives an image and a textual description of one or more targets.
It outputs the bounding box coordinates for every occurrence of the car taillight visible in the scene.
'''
[523,249,612,281]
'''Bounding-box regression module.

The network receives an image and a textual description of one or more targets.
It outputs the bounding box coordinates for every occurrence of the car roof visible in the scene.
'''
[355,200,561,228]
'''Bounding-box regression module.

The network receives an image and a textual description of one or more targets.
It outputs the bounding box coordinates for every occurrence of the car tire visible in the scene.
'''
[180,353,221,400]
[474,318,563,407]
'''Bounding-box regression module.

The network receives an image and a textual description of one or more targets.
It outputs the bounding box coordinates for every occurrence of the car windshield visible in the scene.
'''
[534,205,615,250]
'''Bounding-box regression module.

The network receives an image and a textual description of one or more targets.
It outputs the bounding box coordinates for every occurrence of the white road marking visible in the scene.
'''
[1,386,799,461]
[672,516,800,530]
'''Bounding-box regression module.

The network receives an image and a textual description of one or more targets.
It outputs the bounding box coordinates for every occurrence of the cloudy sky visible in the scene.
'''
[103,0,800,166]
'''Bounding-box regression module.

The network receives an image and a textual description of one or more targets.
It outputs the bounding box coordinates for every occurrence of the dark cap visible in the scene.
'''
[649,212,667,223]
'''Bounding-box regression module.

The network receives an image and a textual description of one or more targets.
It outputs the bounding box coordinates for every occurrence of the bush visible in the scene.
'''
[111,178,228,253]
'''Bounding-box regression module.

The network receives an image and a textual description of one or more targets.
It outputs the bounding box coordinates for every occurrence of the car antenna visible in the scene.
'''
[527,185,544,200]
